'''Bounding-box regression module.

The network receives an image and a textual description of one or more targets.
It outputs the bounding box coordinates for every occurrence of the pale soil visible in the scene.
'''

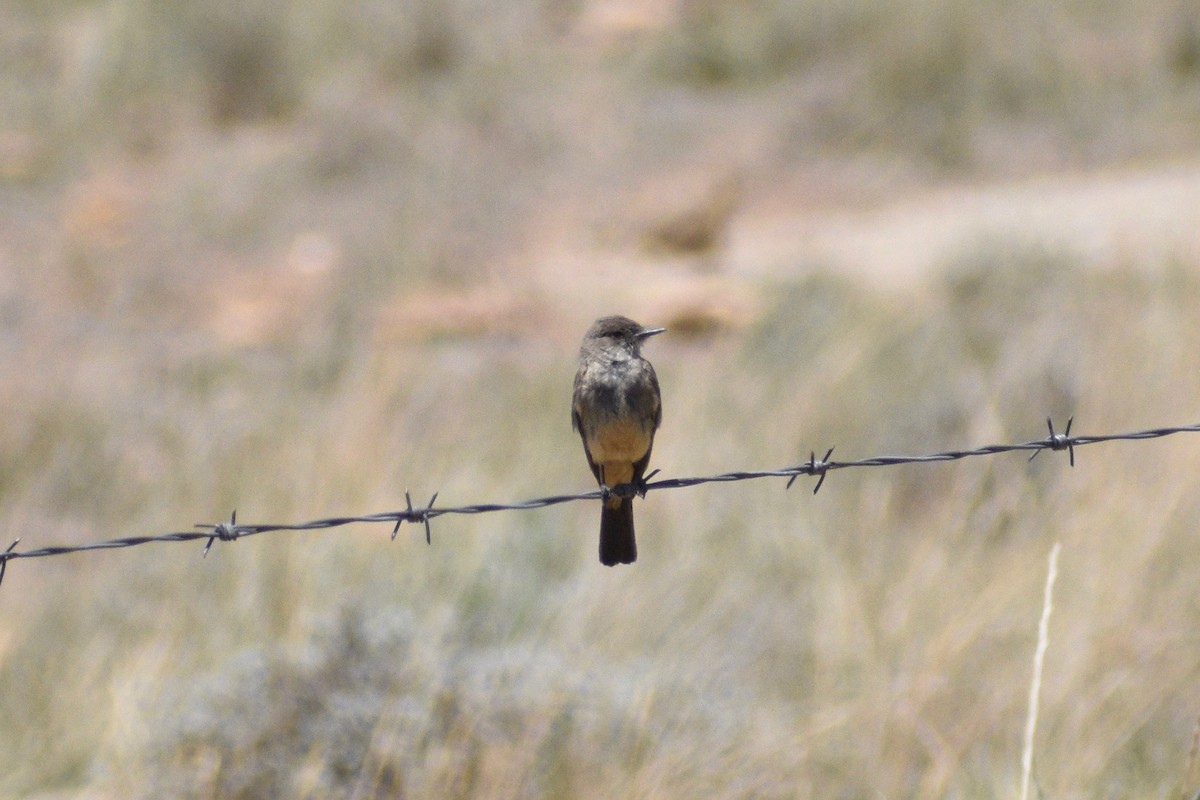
[730,160,1200,288]
[518,158,1200,334]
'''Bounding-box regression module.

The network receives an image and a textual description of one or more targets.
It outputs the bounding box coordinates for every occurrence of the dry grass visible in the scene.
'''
[7,252,1200,799]
[3,1,1200,798]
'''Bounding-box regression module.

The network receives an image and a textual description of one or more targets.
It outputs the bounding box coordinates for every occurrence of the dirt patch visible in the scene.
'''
[729,160,1200,287]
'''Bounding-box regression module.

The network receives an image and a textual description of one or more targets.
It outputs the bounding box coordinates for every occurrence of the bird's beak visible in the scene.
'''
[638,327,666,340]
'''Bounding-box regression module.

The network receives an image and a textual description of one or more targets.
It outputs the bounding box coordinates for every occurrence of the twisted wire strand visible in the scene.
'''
[2,418,1198,586]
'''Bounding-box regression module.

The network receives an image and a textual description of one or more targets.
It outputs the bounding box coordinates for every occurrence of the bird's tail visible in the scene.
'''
[599,497,637,566]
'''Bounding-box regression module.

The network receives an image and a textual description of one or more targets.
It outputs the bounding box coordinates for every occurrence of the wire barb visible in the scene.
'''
[0,539,20,589]
[396,490,439,545]
[393,490,416,541]
[422,492,438,545]
[787,447,836,494]
[1029,416,1075,466]
[198,510,240,557]
[637,469,661,498]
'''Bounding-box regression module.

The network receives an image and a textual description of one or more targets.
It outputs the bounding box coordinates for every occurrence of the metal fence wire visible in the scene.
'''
[2,417,1199,588]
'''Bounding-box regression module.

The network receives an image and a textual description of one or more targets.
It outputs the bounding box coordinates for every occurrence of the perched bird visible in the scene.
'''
[572,316,664,566]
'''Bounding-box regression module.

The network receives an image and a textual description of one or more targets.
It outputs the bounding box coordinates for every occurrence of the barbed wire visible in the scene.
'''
[1,416,1198,588]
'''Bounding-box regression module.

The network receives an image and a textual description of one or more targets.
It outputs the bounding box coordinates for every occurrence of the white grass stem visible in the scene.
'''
[1020,541,1061,800]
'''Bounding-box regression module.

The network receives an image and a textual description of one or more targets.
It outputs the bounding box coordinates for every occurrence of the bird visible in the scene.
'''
[572,316,664,565]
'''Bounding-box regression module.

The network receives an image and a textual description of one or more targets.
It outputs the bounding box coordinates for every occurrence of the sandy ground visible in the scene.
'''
[731,160,1200,287]
[7,156,1195,365]
[513,157,1200,341]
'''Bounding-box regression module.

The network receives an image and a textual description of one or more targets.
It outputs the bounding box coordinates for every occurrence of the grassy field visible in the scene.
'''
[3,1,1200,797]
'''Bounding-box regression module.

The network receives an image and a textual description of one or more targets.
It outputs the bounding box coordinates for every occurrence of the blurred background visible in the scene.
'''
[3,0,1200,796]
